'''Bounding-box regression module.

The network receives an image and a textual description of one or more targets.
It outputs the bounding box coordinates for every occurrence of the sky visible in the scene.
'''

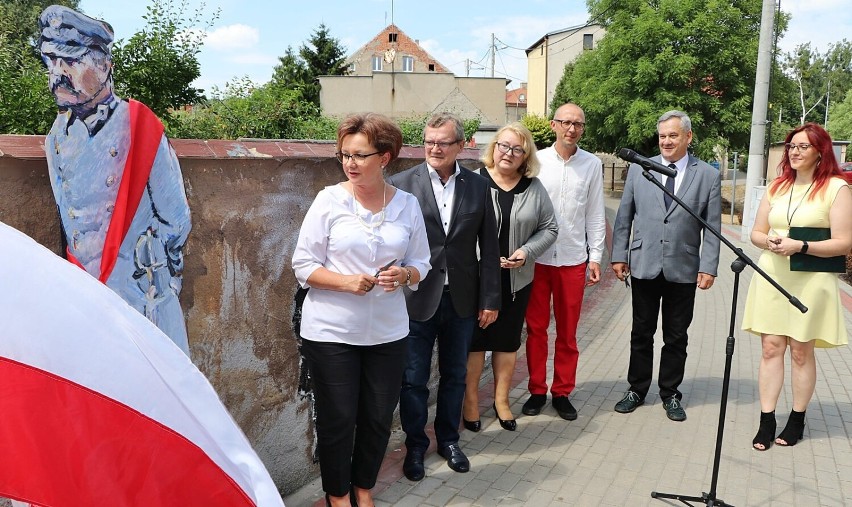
[77,0,852,95]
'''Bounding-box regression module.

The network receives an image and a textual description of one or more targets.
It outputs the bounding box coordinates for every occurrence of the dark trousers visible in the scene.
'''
[399,287,476,451]
[301,338,407,496]
[628,274,697,401]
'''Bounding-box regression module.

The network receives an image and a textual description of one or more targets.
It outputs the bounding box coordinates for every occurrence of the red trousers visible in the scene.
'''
[524,262,586,397]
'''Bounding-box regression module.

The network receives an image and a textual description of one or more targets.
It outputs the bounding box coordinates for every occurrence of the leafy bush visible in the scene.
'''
[522,114,555,149]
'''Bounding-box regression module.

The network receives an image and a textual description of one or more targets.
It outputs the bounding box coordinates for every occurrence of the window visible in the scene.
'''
[388,33,398,43]
[372,55,383,72]
[428,63,435,72]
[347,63,355,74]
[583,34,594,50]
[519,94,526,103]
[402,56,414,72]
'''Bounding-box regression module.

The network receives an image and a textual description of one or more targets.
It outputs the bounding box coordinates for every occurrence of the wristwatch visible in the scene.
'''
[800,240,809,254]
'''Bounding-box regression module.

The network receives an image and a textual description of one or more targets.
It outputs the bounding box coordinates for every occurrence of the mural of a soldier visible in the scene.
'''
[39,5,192,355]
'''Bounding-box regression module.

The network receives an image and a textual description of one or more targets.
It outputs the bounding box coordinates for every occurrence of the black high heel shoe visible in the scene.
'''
[463,417,482,432]
[752,411,775,451]
[493,403,517,431]
[776,409,806,446]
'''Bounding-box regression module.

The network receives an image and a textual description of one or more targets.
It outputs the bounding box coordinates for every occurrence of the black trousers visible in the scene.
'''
[628,274,697,401]
[301,338,407,496]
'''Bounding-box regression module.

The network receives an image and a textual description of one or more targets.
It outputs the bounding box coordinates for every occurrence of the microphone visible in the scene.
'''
[618,148,677,178]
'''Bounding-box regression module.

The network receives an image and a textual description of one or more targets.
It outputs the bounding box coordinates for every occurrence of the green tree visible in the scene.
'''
[521,114,556,149]
[553,0,786,159]
[780,41,852,126]
[0,0,79,134]
[112,0,219,119]
[270,23,347,106]
[167,76,339,140]
[828,89,852,158]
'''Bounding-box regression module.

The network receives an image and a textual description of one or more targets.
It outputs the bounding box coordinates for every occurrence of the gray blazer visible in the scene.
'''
[611,154,722,283]
[478,170,558,294]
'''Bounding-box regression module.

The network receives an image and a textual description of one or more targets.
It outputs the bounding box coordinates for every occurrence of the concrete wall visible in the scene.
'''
[0,135,484,497]
[319,73,509,126]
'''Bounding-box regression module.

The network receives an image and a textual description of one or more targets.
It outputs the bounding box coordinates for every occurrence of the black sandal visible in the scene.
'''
[776,410,806,446]
[752,411,776,451]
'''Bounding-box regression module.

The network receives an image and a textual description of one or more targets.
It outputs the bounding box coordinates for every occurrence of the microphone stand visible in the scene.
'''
[631,169,807,507]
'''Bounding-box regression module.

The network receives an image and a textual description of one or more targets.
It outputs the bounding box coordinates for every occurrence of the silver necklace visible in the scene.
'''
[353,183,387,230]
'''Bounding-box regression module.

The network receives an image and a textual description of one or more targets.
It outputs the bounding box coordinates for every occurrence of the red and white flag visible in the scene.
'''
[0,222,285,506]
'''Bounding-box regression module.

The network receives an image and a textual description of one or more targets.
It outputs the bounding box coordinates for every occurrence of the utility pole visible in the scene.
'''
[491,33,495,78]
[742,0,777,242]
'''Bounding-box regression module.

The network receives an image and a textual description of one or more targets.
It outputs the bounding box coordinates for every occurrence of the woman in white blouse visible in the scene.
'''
[292,113,431,507]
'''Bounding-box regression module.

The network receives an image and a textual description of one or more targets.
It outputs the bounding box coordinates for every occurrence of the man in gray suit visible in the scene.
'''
[611,110,721,422]
[388,112,500,480]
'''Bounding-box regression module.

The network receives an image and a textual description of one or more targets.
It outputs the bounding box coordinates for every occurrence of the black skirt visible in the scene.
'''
[470,270,532,352]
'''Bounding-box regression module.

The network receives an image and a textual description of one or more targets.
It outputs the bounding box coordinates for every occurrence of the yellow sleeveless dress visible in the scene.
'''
[742,177,849,347]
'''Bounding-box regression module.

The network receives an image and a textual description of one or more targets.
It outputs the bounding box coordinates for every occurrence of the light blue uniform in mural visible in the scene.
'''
[45,97,192,354]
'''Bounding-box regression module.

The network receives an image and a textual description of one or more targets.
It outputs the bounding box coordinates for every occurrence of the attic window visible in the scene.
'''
[402,55,414,72]
[372,55,383,72]
[519,94,526,102]
[389,33,398,43]
[583,34,594,50]
[428,64,435,72]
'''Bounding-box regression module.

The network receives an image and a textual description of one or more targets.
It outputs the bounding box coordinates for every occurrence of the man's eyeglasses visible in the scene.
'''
[495,142,526,157]
[553,119,585,130]
[336,151,381,164]
[784,143,812,152]
[424,140,460,150]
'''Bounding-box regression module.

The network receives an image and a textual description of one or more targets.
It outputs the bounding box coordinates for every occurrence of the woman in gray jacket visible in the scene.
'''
[463,123,558,431]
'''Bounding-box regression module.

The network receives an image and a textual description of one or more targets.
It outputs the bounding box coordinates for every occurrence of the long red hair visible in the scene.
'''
[769,122,844,200]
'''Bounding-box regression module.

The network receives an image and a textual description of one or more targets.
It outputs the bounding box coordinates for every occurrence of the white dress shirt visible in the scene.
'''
[292,184,432,345]
[535,145,606,266]
[661,154,688,195]
[428,162,460,284]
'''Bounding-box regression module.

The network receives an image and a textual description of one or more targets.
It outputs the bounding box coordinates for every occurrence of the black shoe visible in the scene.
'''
[437,443,470,473]
[552,396,578,421]
[493,403,517,431]
[752,411,776,451]
[614,391,644,413]
[402,447,425,481]
[663,397,687,421]
[463,418,482,432]
[522,394,547,416]
[776,409,806,446]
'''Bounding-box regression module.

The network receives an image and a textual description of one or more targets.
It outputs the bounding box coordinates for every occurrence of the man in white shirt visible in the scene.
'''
[522,103,606,421]
[388,113,500,481]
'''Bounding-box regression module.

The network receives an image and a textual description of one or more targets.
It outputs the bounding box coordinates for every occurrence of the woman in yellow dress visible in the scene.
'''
[742,123,852,450]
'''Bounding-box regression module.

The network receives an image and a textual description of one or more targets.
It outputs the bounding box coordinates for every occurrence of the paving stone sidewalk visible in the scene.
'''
[287,197,852,507]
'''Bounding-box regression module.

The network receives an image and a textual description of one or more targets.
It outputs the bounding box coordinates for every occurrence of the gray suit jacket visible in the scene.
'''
[611,154,721,283]
[388,162,501,320]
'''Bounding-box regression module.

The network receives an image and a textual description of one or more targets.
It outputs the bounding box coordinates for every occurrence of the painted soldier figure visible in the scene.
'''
[39,5,192,354]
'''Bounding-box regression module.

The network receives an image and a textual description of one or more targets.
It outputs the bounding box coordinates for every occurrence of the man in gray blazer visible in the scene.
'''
[388,113,500,481]
[611,110,721,422]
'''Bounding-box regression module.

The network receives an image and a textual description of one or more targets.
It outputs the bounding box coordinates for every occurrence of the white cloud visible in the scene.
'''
[205,24,261,52]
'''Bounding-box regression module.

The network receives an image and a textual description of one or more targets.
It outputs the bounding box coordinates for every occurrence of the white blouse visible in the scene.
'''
[292,184,431,345]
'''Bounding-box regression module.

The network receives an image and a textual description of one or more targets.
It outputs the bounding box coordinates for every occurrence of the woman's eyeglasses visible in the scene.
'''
[496,142,526,157]
[784,143,812,152]
[336,152,381,164]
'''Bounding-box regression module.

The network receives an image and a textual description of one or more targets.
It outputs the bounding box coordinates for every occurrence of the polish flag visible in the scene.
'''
[0,222,285,506]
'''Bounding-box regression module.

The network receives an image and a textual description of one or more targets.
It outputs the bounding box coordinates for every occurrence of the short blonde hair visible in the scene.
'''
[481,122,540,178]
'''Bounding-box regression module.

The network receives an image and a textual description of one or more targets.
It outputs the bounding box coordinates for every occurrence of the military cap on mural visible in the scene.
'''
[39,4,114,59]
